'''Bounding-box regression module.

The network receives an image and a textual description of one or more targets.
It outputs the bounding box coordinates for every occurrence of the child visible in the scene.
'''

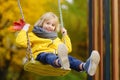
[16,12,100,76]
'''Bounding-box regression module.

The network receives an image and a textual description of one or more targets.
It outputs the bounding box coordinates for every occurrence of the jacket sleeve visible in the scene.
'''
[62,35,72,53]
[15,30,28,48]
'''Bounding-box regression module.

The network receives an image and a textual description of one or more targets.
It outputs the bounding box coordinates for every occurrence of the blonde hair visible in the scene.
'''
[34,12,60,32]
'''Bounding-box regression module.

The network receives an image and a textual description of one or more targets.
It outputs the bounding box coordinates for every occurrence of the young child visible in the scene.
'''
[16,12,100,76]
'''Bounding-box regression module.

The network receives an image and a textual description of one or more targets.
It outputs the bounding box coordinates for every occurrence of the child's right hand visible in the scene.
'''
[22,23,30,32]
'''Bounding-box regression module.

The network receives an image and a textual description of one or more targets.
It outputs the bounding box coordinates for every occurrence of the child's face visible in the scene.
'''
[42,19,56,32]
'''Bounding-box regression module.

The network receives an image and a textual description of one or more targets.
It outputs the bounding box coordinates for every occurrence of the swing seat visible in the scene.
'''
[24,60,71,76]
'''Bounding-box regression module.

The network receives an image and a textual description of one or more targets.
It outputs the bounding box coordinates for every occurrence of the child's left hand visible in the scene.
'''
[61,27,67,35]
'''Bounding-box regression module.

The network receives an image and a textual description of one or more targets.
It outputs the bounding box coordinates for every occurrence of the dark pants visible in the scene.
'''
[36,52,83,71]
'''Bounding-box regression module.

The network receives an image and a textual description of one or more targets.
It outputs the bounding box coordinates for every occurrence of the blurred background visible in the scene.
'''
[1,0,120,80]
[0,0,89,80]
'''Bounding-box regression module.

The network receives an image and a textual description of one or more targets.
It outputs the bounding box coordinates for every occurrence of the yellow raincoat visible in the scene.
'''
[16,30,72,59]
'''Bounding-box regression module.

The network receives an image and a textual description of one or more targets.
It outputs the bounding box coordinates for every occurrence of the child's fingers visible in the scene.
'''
[22,24,30,31]
[61,28,67,34]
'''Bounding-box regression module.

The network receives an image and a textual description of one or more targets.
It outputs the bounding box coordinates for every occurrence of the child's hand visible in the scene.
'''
[61,27,67,35]
[22,23,30,32]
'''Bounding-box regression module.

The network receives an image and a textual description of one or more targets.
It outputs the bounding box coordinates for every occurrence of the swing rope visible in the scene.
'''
[17,0,25,20]
[17,0,33,61]
[58,0,66,44]
[58,0,64,28]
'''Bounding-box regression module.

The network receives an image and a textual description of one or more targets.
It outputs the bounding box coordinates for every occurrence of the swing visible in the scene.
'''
[16,0,71,76]
[24,44,71,76]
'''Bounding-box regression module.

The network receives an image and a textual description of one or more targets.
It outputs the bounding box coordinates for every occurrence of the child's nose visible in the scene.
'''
[48,25,52,28]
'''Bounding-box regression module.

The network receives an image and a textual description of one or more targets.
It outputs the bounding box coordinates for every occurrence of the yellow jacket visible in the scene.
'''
[16,30,72,59]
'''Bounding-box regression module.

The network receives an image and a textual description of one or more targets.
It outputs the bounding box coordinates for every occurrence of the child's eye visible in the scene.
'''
[47,22,50,24]
[52,24,55,26]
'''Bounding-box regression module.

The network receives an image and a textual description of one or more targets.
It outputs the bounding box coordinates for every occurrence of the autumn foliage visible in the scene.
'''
[9,19,25,32]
